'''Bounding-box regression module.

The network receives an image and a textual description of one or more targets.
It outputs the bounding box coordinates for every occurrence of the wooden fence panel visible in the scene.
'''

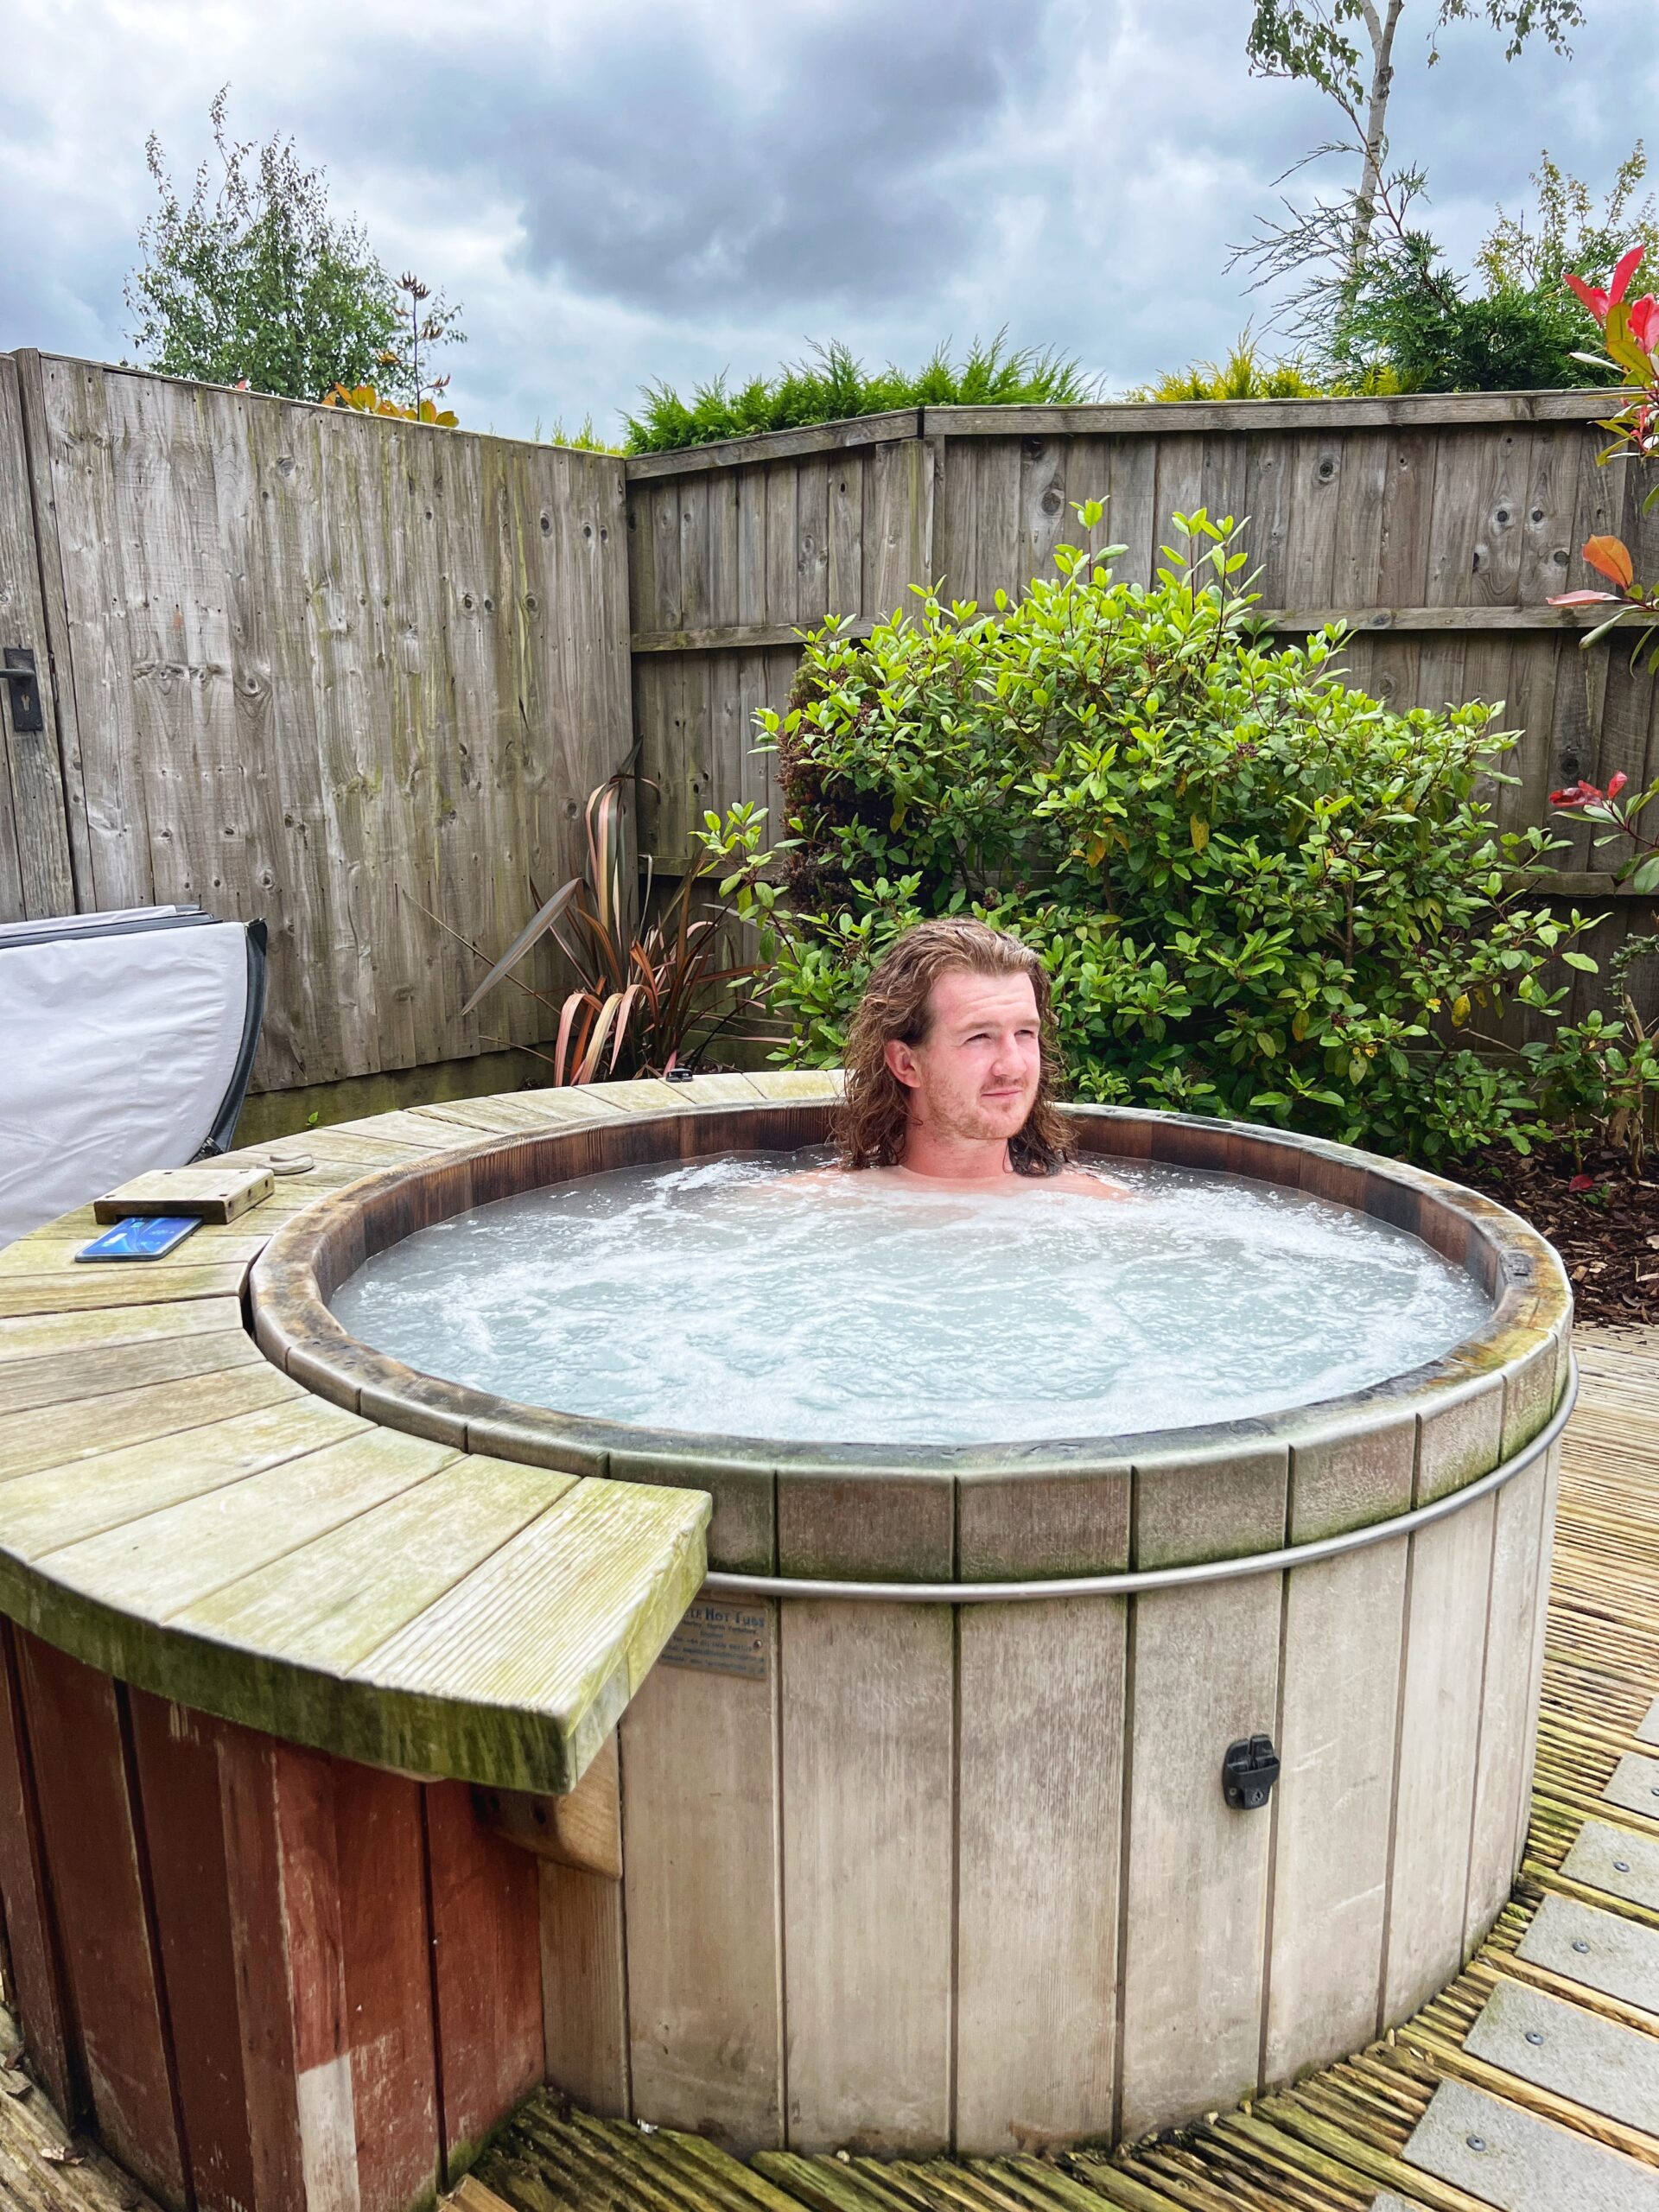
[626,398,1656,930]
[629,428,934,857]
[6,353,630,1093]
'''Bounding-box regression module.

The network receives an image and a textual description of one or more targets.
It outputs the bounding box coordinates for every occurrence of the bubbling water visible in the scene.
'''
[327,1153,1493,1447]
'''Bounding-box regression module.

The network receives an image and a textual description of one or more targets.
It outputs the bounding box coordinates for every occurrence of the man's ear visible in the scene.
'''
[883,1036,918,1089]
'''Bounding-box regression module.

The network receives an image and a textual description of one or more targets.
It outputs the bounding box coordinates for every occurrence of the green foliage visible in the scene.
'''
[1245,0,1581,103]
[1478,144,1659,296]
[1531,935,1659,1173]
[624,334,1097,454]
[124,89,462,405]
[702,507,1600,1160]
[534,416,626,455]
[1329,148,1659,392]
[1132,334,1406,401]
[1337,236,1611,390]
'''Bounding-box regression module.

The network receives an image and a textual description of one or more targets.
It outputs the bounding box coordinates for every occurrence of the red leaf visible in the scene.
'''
[1548,589,1619,606]
[1583,534,1637,588]
[1550,781,1603,808]
[1566,270,1611,321]
[1612,245,1646,305]
[1628,294,1659,351]
[1608,770,1630,799]
[1568,1173,1597,1192]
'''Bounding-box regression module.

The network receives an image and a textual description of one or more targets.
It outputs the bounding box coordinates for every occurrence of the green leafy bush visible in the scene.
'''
[624,334,1096,454]
[702,508,1600,1160]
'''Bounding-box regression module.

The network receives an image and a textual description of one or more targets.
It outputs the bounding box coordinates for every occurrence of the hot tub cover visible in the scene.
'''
[0,906,265,1247]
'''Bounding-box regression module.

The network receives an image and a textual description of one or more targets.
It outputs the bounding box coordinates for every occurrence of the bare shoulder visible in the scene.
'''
[1048,1166,1135,1201]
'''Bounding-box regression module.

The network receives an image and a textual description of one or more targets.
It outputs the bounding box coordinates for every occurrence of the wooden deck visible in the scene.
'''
[454,1323,1659,2210]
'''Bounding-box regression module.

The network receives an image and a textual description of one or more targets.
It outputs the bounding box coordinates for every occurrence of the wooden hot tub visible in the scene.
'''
[0,1073,1572,2201]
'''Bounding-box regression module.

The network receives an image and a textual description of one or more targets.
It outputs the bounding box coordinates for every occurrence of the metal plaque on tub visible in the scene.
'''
[659,1599,768,1680]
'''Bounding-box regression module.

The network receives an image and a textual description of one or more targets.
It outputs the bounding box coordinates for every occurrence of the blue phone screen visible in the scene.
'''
[76,1216,201,1262]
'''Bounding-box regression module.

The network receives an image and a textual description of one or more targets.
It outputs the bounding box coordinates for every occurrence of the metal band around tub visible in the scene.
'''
[702,1357,1579,1605]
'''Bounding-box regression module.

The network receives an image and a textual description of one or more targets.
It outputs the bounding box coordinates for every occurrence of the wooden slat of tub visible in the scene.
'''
[0,1330,264,1417]
[333,1766,442,2212]
[954,1470,1129,2152]
[744,1070,845,1101]
[125,1688,260,2212]
[957,1593,1128,2151]
[1382,1489,1498,2021]
[0,1264,250,1317]
[575,1079,695,1117]
[0,1296,246,1363]
[322,1109,508,1152]
[0,1623,75,2120]
[16,1634,186,2204]
[35,1429,461,1619]
[245,1129,441,1171]
[0,1364,300,1484]
[617,1600,785,2145]
[782,1601,955,2152]
[168,1459,581,1674]
[435,1088,630,1131]
[1263,1535,1408,2085]
[422,1780,544,2169]
[675,1071,770,1105]
[1465,1445,1553,1952]
[417,1095,589,1138]
[213,1726,327,2209]
[777,1471,954,2150]
[1117,1446,1288,2140]
[540,1860,631,2117]
[0,1395,365,1558]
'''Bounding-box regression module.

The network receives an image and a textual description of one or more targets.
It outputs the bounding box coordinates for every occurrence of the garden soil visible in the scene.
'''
[1472,1142,1659,1328]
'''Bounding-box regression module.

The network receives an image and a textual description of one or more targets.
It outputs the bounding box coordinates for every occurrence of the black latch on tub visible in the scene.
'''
[1223,1735,1281,1810]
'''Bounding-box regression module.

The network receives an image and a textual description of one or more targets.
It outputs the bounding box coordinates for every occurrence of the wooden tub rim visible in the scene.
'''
[250,1092,1573,1510]
[701,1352,1579,1600]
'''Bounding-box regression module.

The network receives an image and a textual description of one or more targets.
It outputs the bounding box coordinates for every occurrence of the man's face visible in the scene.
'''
[884,967,1043,1147]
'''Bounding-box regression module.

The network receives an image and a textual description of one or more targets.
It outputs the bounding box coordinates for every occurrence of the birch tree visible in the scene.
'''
[1240,1,1584,346]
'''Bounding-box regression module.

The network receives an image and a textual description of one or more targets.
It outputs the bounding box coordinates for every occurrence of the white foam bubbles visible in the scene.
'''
[327,1152,1493,1447]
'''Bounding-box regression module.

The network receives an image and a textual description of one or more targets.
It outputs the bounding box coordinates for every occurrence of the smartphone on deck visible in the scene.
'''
[75,1216,201,1262]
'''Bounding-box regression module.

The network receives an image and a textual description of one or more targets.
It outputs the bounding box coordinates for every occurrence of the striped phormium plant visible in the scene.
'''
[453,772,771,1084]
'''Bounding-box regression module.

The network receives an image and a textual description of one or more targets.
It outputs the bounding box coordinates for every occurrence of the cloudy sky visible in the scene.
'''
[5,0,1657,442]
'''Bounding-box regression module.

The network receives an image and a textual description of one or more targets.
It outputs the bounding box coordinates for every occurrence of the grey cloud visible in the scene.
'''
[6,0,1659,442]
[318,0,1056,315]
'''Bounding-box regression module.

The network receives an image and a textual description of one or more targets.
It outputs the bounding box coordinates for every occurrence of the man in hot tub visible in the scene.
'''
[831,917,1132,1198]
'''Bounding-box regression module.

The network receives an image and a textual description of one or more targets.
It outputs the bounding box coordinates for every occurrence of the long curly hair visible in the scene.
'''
[835,919,1071,1173]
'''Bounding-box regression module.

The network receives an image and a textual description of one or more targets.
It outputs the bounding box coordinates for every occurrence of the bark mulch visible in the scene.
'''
[1470,1140,1659,1328]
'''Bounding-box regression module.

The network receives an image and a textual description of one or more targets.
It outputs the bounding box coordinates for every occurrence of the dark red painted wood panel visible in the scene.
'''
[423,1782,543,2167]
[0,1623,76,2119]
[16,1633,185,2207]
[128,1691,257,2212]
[332,1767,440,2212]
[216,1727,303,2212]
